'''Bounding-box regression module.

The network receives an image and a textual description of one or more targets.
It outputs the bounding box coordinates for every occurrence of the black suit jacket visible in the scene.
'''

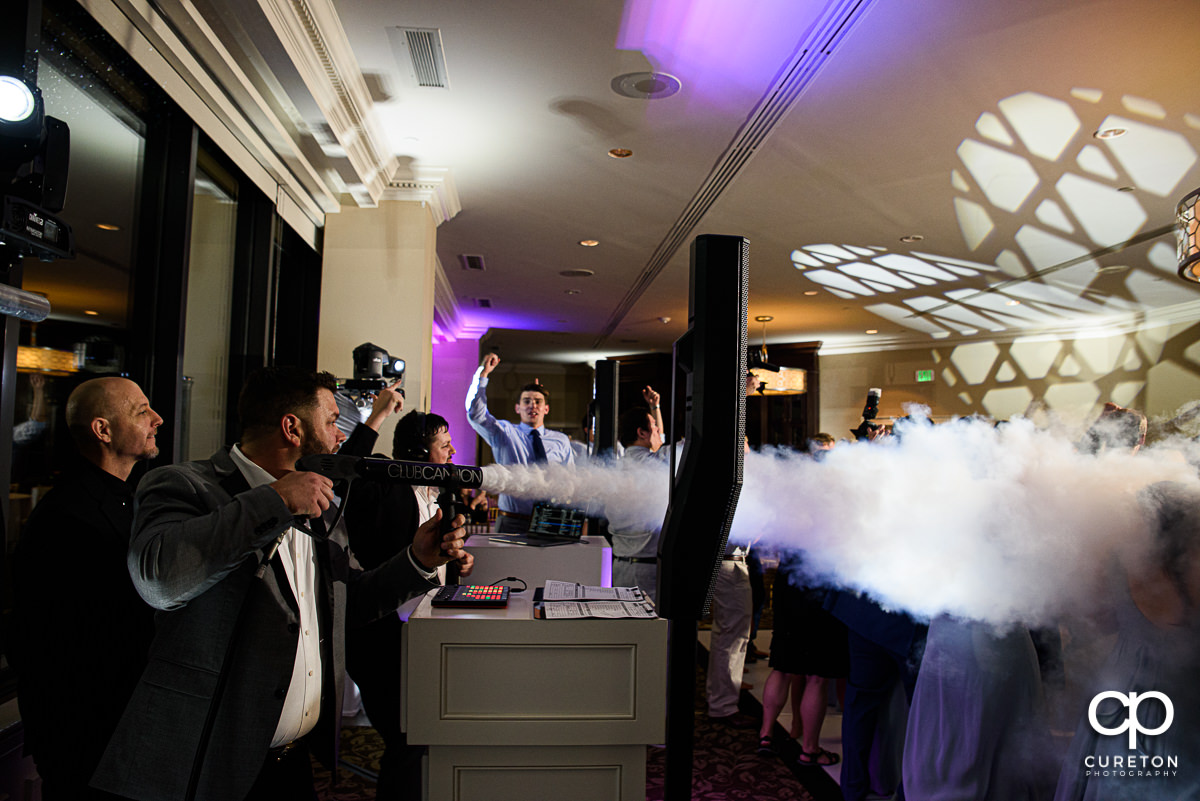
[342,449,423,696]
[91,447,437,801]
[11,459,156,790]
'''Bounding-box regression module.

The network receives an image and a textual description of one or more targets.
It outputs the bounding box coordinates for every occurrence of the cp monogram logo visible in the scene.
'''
[1088,691,1174,749]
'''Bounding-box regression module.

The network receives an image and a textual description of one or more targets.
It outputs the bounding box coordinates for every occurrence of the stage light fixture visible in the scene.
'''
[0,0,73,261]
[0,76,37,123]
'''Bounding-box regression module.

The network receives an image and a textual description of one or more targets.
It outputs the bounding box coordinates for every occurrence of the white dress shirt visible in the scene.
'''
[413,484,448,585]
[230,445,323,747]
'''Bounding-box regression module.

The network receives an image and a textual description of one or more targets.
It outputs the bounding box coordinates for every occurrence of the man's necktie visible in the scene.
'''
[531,429,548,464]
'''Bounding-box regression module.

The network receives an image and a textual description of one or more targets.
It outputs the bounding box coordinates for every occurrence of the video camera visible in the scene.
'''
[850,387,883,441]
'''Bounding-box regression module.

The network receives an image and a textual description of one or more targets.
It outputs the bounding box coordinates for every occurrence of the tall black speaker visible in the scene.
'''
[593,359,619,456]
[656,234,748,619]
[657,234,748,801]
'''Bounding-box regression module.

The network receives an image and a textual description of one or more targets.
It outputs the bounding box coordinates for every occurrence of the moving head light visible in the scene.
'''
[0,51,73,261]
[343,341,405,393]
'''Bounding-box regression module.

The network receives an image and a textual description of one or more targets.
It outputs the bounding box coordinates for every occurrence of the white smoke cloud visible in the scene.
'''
[738,416,1200,628]
[479,416,1200,628]
[480,455,671,532]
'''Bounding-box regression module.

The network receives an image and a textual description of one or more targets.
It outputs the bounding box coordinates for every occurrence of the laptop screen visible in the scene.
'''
[527,503,587,539]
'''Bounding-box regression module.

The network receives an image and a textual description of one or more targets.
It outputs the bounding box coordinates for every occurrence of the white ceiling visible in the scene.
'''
[32,0,1200,364]
[332,0,1200,361]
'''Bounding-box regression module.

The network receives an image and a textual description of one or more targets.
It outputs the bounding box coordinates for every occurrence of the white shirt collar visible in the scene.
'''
[229,443,276,489]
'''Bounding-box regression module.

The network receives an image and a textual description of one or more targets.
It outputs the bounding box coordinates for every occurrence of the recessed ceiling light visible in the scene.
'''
[659,316,671,324]
[865,329,878,334]
[899,234,924,244]
[564,289,581,295]
[559,269,595,278]
[608,148,633,159]
[579,239,599,247]
[1094,127,1127,140]
[754,315,774,322]
[84,309,99,315]
[96,223,120,231]
[804,291,819,296]
[1006,299,1021,306]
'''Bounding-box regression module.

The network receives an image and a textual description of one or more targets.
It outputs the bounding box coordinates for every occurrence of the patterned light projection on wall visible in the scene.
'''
[792,89,1200,341]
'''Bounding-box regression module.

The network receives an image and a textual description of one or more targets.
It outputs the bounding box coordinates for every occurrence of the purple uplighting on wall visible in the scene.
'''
[616,0,827,104]
[459,309,556,333]
[431,337,483,467]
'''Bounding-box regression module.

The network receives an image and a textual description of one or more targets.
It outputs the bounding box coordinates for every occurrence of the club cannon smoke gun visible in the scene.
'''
[296,453,486,535]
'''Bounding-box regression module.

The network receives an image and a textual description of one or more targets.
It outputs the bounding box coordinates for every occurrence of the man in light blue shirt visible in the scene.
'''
[466,352,575,532]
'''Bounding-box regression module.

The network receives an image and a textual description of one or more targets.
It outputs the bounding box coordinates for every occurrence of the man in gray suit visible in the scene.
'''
[92,367,468,801]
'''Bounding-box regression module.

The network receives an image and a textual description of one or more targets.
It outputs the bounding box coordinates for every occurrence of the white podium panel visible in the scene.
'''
[401,594,667,801]
[426,745,646,801]
[463,534,611,587]
[440,642,639,719]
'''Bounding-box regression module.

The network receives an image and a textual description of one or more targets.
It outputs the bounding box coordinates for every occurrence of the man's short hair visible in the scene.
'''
[238,367,338,438]
[518,382,549,403]
[617,406,652,448]
[392,411,450,461]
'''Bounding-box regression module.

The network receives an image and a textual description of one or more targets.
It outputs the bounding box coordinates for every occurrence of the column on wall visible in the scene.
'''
[318,200,438,450]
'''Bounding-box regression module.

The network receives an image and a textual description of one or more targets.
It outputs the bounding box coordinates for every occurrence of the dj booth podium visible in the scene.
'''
[400,592,667,800]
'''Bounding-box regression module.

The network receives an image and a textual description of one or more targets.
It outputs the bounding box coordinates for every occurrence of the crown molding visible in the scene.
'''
[257,0,397,207]
[84,0,339,227]
[383,167,462,225]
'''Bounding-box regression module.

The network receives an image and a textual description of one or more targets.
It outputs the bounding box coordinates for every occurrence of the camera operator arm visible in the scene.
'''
[361,380,404,432]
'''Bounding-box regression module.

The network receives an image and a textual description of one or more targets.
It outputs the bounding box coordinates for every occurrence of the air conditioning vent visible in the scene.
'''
[476,298,492,308]
[388,27,449,89]
[460,254,486,271]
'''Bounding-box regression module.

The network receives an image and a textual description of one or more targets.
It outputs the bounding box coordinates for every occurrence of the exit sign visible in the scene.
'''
[915,369,934,383]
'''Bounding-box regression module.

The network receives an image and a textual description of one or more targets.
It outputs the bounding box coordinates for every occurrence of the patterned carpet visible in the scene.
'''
[644,650,841,801]
[315,644,842,801]
[645,712,827,801]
